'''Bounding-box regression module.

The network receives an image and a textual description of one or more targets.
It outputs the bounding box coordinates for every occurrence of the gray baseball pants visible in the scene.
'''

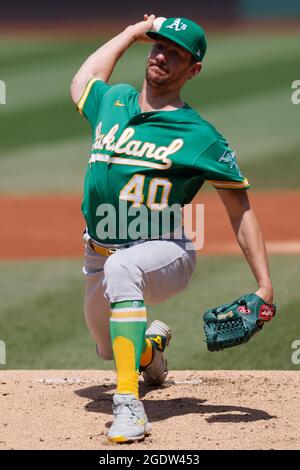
[83,239,196,360]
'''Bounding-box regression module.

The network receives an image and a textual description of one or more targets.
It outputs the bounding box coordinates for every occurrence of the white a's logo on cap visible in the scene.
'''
[166,18,187,31]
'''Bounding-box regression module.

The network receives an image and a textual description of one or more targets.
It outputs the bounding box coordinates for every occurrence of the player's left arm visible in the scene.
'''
[217,188,274,304]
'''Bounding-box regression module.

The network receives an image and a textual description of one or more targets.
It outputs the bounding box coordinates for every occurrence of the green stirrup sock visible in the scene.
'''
[110,300,147,398]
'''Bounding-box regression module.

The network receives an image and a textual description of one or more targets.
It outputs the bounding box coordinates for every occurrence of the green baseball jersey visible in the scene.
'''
[77,78,249,244]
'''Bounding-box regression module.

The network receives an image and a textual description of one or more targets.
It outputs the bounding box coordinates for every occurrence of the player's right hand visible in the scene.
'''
[128,14,156,42]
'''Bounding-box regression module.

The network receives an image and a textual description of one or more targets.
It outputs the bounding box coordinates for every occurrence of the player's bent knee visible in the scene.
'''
[103,253,134,279]
[103,253,143,302]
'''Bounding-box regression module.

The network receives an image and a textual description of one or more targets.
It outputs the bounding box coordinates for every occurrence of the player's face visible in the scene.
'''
[146,38,201,90]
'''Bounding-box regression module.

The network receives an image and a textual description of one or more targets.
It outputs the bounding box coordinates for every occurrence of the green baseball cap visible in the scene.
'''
[147,17,207,61]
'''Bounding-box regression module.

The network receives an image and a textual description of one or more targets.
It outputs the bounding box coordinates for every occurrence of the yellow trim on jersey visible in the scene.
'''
[207,178,250,189]
[76,77,100,115]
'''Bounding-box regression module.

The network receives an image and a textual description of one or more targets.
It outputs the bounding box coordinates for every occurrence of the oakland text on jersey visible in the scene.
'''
[91,121,184,169]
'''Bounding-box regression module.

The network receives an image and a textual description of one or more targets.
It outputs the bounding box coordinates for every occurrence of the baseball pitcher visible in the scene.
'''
[70,14,275,443]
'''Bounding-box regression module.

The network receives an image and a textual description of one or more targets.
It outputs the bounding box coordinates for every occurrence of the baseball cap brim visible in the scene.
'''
[146,31,200,61]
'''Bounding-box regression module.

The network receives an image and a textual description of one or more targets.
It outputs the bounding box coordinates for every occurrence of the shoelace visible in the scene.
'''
[113,401,141,421]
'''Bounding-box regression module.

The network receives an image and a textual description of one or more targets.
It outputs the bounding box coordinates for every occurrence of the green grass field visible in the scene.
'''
[0,31,299,371]
[0,32,300,192]
[0,255,299,370]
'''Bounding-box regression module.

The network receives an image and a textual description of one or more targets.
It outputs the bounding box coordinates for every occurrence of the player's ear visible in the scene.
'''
[188,62,202,80]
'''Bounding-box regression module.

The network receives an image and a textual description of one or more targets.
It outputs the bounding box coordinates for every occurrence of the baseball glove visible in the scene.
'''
[203,293,276,351]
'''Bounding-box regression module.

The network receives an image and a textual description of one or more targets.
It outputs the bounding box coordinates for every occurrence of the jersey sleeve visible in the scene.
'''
[193,137,250,190]
[76,77,111,127]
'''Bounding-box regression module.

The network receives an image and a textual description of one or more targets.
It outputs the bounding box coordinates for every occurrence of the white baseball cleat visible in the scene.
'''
[141,320,172,386]
[107,393,151,443]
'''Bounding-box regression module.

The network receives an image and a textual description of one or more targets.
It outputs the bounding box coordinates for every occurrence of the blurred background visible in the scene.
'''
[0,0,299,370]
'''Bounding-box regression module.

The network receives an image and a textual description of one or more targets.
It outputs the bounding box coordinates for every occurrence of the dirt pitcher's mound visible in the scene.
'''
[0,370,299,450]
